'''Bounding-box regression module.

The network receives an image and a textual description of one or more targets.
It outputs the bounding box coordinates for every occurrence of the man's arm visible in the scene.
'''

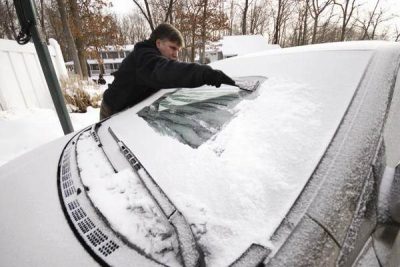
[136,46,233,89]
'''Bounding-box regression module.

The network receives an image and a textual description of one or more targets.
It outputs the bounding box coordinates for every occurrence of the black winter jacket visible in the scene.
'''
[102,40,213,112]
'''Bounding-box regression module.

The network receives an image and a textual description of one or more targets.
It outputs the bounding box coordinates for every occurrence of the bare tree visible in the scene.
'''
[308,0,333,43]
[249,0,270,34]
[131,0,177,31]
[164,0,175,22]
[358,0,380,39]
[301,0,310,45]
[0,0,17,39]
[45,1,65,49]
[200,0,209,63]
[119,11,150,44]
[395,26,400,42]
[36,0,48,39]
[272,0,294,45]
[317,4,337,42]
[131,0,155,30]
[357,0,391,40]
[228,0,236,35]
[242,0,249,34]
[334,0,359,41]
[291,0,310,46]
[369,9,391,40]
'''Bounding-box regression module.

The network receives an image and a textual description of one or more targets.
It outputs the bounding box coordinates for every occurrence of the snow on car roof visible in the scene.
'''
[231,40,399,59]
[78,42,400,265]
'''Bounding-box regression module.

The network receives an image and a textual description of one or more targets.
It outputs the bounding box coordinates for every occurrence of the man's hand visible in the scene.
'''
[205,69,235,88]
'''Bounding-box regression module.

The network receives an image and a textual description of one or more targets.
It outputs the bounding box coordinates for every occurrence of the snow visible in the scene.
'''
[0,107,100,167]
[96,48,374,265]
[0,71,114,167]
[220,35,279,57]
[76,132,182,266]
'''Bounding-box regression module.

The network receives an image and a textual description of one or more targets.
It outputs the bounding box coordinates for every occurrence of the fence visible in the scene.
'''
[0,38,68,111]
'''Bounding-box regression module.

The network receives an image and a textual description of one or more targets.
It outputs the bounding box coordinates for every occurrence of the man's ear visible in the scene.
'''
[155,39,162,49]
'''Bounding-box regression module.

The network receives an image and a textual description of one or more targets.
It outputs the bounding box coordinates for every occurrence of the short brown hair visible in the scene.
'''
[149,23,184,47]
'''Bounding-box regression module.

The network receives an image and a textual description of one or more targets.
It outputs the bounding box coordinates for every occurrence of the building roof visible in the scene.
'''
[86,44,135,52]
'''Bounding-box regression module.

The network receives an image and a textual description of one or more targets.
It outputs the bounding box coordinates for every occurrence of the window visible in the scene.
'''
[109,52,119,59]
[138,87,249,148]
[101,52,108,59]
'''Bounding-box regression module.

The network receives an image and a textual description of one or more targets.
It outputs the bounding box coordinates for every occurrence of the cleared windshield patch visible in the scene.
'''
[138,77,266,148]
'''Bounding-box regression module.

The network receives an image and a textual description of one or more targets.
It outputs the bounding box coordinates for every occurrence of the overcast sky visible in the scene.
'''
[110,0,400,38]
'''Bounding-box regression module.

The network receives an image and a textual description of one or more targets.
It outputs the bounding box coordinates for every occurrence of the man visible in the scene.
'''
[100,23,235,119]
[97,73,106,85]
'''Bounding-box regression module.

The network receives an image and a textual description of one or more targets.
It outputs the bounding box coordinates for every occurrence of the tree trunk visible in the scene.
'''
[164,0,174,22]
[302,0,309,45]
[311,14,318,43]
[56,0,83,77]
[39,0,47,39]
[273,0,282,44]
[5,0,16,39]
[191,22,196,62]
[361,0,380,40]
[200,0,208,63]
[132,0,154,31]
[69,0,89,78]
[242,0,249,34]
[229,0,234,35]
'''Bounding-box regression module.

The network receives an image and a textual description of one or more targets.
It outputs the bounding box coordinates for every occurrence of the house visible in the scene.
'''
[66,45,134,77]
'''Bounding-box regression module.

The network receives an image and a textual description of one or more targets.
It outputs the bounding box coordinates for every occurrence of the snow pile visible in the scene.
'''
[76,132,182,266]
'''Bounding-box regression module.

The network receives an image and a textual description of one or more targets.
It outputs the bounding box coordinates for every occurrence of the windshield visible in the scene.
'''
[138,77,265,148]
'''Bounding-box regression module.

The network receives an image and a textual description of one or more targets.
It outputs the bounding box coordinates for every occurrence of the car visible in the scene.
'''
[1,41,400,267]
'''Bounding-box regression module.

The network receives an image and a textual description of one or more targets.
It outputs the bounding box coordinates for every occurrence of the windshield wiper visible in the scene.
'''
[108,127,205,267]
[90,123,117,173]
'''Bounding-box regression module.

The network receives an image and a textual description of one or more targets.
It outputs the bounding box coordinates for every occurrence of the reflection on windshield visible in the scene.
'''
[138,86,250,148]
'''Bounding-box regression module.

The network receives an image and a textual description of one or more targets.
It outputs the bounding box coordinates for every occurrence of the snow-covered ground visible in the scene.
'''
[0,74,113,167]
[0,107,100,167]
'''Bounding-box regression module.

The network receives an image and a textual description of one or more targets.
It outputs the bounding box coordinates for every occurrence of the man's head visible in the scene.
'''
[149,23,184,60]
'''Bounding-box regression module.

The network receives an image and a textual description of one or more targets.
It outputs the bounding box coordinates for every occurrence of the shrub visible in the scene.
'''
[60,74,103,113]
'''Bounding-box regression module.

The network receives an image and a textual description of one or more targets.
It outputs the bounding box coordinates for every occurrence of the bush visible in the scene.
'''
[60,74,103,113]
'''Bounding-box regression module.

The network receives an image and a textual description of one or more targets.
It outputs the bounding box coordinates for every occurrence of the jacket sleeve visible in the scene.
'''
[135,46,212,89]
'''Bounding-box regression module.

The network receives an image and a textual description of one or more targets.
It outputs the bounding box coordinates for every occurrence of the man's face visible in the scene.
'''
[156,39,181,60]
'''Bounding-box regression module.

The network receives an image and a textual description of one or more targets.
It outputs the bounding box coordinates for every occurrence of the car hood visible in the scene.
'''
[0,133,99,266]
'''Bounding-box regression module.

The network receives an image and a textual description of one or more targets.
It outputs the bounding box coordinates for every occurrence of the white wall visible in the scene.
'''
[0,38,68,111]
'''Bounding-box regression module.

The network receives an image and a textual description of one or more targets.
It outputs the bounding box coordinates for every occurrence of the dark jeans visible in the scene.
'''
[100,100,113,120]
